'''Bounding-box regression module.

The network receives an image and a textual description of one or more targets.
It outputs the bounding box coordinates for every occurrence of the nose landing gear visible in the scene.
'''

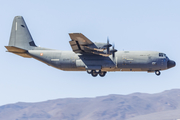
[87,70,107,77]
[155,70,161,76]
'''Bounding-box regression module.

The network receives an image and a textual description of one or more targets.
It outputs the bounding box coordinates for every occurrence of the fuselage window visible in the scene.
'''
[159,53,163,57]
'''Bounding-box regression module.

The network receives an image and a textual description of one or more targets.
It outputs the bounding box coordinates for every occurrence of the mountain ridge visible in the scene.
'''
[0,89,180,120]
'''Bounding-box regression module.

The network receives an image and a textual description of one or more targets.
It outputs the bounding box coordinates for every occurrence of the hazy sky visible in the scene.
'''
[0,0,180,106]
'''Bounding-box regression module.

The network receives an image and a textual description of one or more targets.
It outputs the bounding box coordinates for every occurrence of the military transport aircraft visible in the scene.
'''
[5,16,176,77]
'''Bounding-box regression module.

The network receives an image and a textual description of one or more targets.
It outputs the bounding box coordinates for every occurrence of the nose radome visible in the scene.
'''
[167,60,176,68]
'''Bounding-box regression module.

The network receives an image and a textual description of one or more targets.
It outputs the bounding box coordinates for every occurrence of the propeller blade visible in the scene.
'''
[106,37,112,54]
[107,37,109,44]
[111,44,117,59]
[112,45,115,58]
[107,37,109,54]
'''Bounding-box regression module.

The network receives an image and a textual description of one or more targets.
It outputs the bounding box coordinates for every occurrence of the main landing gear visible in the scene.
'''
[155,70,161,76]
[87,70,107,77]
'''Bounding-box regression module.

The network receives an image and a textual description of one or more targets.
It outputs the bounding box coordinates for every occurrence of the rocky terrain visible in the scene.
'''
[0,89,180,120]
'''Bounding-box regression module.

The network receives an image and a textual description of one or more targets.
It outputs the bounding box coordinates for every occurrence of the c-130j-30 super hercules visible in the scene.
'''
[5,16,176,77]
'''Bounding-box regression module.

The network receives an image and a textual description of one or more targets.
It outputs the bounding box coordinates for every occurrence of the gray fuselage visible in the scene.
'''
[28,49,170,72]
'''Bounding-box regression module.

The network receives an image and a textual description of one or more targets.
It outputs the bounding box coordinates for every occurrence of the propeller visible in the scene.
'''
[110,44,117,58]
[104,37,112,54]
[102,37,117,57]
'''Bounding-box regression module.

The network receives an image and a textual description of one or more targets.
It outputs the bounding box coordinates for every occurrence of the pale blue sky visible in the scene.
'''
[0,0,180,106]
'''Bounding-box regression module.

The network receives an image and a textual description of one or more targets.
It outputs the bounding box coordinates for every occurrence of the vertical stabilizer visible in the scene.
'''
[8,16,36,50]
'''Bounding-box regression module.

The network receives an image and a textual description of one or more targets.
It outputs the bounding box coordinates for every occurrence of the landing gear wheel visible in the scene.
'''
[99,71,107,77]
[87,70,92,74]
[155,70,161,76]
[95,70,101,73]
[91,70,98,77]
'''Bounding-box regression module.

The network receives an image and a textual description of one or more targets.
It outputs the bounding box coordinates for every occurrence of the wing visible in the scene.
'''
[69,33,109,56]
[69,33,93,46]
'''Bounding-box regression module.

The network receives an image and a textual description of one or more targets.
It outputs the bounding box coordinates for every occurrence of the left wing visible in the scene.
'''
[69,33,109,56]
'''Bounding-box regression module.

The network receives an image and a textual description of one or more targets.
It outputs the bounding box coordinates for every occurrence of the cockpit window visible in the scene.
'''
[164,54,169,59]
[159,53,167,58]
[159,53,163,57]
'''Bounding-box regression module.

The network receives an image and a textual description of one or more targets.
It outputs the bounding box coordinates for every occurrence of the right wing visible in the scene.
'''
[69,33,109,56]
[69,33,93,53]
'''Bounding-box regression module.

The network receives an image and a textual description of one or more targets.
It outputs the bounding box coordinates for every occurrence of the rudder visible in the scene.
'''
[8,16,36,50]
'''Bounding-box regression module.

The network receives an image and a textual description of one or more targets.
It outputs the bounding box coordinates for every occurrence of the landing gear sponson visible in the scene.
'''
[88,70,162,77]
[87,70,107,77]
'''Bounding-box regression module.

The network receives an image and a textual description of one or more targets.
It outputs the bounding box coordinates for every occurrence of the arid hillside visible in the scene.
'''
[0,89,180,120]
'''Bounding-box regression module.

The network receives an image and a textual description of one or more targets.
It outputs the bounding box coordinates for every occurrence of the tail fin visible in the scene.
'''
[8,16,36,50]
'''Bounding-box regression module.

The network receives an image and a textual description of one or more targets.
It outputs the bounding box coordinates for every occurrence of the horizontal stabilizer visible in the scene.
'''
[5,46,32,58]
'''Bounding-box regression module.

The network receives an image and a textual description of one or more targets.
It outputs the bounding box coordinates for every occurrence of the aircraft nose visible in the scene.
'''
[167,60,176,69]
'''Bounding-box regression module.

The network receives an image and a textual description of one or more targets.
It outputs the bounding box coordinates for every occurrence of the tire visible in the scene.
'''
[99,71,107,77]
[91,70,98,77]
[155,70,161,76]
[95,70,101,73]
[87,70,92,74]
